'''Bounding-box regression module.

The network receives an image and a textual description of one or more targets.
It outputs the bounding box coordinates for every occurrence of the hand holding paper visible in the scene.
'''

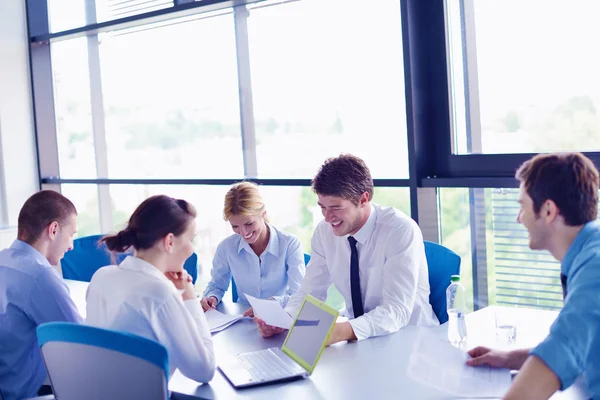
[245,293,293,329]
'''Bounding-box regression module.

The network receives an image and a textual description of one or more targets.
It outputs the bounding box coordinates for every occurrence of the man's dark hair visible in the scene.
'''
[312,154,374,204]
[516,152,599,226]
[17,190,77,244]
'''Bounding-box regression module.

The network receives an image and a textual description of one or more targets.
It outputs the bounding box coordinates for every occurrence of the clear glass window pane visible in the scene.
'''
[99,12,243,178]
[247,0,408,178]
[61,184,101,237]
[48,0,87,33]
[52,38,98,179]
[448,0,600,154]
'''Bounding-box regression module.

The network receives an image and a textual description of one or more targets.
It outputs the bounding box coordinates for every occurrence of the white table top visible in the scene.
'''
[63,280,589,400]
[65,278,89,318]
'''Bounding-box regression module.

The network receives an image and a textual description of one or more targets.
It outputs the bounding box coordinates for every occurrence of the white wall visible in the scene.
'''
[0,1,39,227]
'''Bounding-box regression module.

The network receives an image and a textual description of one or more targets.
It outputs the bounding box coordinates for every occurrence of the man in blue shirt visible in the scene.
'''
[467,152,600,399]
[0,190,83,400]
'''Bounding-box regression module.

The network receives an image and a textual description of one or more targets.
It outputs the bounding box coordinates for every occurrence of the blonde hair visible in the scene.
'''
[223,182,269,222]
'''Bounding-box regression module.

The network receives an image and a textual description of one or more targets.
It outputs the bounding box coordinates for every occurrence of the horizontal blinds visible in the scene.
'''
[105,0,173,20]
[491,189,563,310]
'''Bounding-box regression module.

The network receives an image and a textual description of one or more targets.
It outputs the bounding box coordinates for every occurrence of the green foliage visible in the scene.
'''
[503,109,520,133]
[300,187,316,227]
[372,187,410,215]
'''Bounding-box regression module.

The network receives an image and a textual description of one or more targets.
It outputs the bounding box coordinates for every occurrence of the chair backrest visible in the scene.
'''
[37,322,169,400]
[61,234,198,283]
[231,253,311,303]
[424,241,461,324]
[304,253,311,265]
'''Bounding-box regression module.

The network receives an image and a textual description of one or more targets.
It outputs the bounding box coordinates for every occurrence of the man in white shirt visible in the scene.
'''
[255,154,438,345]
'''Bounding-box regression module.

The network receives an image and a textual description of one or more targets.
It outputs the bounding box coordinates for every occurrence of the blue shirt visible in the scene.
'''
[203,224,305,306]
[531,220,600,397]
[0,240,83,400]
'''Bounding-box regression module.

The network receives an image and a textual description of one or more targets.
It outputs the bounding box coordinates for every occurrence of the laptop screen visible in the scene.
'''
[281,296,338,374]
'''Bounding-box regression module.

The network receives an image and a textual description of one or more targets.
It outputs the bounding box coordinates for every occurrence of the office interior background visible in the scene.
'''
[1,0,599,313]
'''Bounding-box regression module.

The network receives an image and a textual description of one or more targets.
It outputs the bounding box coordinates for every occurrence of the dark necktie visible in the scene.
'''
[348,236,364,318]
[560,273,568,299]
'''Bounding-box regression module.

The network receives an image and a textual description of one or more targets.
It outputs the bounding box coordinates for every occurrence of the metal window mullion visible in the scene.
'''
[233,6,258,178]
[469,187,488,310]
[459,0,482,153]
[27,1,61,192]
[460,0,487,309]
[86,0,113,233]
[417,188,440,243]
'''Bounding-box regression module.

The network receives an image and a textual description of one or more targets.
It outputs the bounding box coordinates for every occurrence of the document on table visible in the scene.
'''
[204,309,243,334]
[245,293,293,329]
[408,328,511,398]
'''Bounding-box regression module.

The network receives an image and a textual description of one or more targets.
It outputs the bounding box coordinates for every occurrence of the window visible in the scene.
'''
[438,188,474,311]
[447,0,600,154]
[48,0,172,33]
[48,0,87,33]
[61,184,101,237]
[52,38,98,179]
[439,187,564,311]
[247,0,408,178]
[99,12,243,178]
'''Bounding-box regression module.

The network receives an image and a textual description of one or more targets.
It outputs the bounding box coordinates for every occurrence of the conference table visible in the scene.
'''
[65,280,589,400]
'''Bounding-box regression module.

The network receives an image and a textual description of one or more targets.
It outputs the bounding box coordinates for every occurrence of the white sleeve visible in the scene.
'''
[284,227,332,318]
[153,295,215,383]
[349,222,423,340]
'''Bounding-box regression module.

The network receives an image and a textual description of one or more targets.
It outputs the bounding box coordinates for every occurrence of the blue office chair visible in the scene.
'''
[37,322,169,400]
[231,253,311,303]
[424,241,461,324]
[61,234,198,284]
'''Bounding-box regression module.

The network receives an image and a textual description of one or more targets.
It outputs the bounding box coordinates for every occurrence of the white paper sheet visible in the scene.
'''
[204,309,243,334]
[408,328,512,398]
[245,293,293,329]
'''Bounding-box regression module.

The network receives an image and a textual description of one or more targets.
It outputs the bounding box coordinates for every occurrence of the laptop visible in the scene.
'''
[219,294,339,388]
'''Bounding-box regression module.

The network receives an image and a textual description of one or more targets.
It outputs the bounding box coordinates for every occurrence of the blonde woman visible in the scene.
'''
[200,182,305,314]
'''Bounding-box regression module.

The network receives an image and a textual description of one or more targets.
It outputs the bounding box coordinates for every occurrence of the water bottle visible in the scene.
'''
[446,275,468,346]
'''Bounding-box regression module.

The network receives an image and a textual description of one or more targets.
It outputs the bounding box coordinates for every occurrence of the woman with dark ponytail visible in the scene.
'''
[85,195,215,383]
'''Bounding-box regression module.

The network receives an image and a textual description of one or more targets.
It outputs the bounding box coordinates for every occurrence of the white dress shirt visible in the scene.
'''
[86,256,215,383]
[203,224,305,306]
[285,203,439,341]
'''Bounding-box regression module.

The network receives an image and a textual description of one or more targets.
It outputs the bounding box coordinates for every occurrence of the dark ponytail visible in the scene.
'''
[101,227,137,253]
[101,195,196,253]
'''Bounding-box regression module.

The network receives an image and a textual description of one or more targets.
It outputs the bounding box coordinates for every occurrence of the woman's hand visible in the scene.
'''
[166,270,196,301]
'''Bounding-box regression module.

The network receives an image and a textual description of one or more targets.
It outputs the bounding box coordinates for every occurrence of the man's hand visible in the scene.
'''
[243,307,254,317]
[165,270,196,301]
[327,322,357,345]
[200,296,218,312]
[467,347,529,370]
[253,316,285,337]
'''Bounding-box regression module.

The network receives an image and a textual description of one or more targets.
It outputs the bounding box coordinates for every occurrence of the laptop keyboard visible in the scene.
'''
[236,348,306,382]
